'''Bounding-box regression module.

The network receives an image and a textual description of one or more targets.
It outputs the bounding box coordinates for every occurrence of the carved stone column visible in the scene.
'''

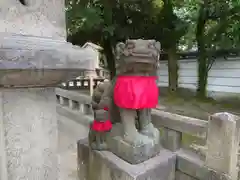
[0,0,66,40]
[0,3,97,179]
[0,0,97,179]
[0,34,95,180]
[0,88,59,180]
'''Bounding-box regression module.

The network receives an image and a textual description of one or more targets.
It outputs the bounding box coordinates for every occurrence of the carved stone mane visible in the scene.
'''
[115,39,161,75]
[116,39,161,62]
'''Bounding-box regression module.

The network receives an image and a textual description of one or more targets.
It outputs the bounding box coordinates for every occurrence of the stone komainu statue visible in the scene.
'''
[88,80,112,150]
[89,39,161,151]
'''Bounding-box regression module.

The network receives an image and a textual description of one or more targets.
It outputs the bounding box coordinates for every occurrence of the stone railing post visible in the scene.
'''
[205,112,240,180]
[69,99,78,110]
[89,76,94,96]
[84,70,97,96]
[162,128,182,151]
[59,96,68,106]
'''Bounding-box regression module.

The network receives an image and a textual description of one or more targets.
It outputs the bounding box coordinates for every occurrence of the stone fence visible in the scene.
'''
[56,83,240,180]
[59,78,105,90]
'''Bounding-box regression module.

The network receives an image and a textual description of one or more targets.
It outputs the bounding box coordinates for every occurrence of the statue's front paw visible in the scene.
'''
[140,123,160,143]
[91,142,108,151]
[88,130,108,151]
[123,132,152,146]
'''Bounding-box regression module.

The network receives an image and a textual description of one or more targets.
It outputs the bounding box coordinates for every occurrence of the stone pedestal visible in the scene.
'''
[77,139,176,180]
[0,88,58,180]
[107,123,161,164]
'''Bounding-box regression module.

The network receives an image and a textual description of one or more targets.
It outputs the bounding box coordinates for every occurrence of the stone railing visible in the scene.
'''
[152,110,240,179]
[96,68,110,78]
[56,88,240,180]
[56,88,93,126]
[152,110,207,153]
[59,78,105,90]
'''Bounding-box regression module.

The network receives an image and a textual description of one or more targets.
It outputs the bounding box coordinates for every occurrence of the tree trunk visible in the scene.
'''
[167,46,178,93]
[196,4,208,99]
[102,39,116,79]
[197,52,208,98]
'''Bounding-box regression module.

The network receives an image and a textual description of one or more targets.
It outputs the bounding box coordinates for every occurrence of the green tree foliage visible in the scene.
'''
[179,0,240,50]
[66,0,161,78]
[154,0,188,93]
[66,0,240,98]
[178,0,240,98]
[66,0,188,89]
[196,0,240,98]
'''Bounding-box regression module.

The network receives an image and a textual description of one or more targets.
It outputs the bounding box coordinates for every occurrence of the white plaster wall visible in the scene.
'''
[0,0,66,39]
[157,57,240,97]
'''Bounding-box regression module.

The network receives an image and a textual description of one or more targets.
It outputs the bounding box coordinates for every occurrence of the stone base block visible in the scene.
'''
[107,123,161,164]
[77,139,176,180]
[107,136,161,164]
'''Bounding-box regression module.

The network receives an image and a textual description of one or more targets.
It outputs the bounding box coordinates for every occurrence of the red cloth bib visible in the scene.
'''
[103,107,109,111]
[114,76,158,109]
[91,119,112,132]
[91,107,112,132]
